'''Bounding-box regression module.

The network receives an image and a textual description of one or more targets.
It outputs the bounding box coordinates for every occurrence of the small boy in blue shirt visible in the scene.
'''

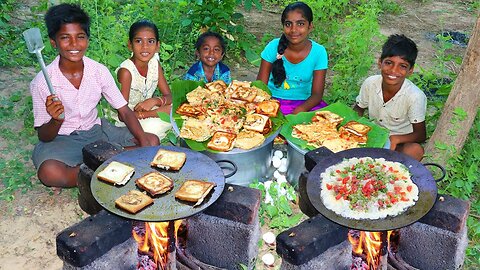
[184,31,231,84]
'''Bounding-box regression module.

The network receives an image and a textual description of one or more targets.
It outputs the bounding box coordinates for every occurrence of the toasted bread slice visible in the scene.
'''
[230,86,257,103]
[252,86,271,103]
[175,103,206,118]
[243,113,269,133]
[312,110,344,127]
[179,118,213,142]
[256,100,280,117]
[205,80,227,92]
[235,130,265,150]
[175,180,216,207]
[135,171,174,196]
[261,118,273,135]
[207,131,236,152]
[115,190,154,214]
[322,138,359,153]
[150,149,187,171]
[186,86,210,106]
[339,121,371,144]
[97,161,135,186]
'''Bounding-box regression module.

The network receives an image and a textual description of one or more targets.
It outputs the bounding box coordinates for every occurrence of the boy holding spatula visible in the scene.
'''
[30,3,159,190]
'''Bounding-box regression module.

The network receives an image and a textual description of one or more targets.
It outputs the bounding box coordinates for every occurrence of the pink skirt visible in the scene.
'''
[277,98,328,115]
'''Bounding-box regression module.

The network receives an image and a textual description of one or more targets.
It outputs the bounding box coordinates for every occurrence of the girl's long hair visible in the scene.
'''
[271,1,313,87]
[272,34,289,87]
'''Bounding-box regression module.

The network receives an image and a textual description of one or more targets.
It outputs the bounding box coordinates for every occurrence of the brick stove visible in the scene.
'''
[56,141,261,270]
[275,149,470,270]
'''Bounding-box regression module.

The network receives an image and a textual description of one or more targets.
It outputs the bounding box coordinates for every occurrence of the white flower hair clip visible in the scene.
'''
[276,53,283,60]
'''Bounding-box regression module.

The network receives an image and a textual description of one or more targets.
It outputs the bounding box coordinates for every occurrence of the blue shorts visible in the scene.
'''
[32,118,135,170]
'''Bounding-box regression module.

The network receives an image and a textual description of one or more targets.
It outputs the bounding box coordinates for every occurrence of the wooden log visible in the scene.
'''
[424,16,480,165]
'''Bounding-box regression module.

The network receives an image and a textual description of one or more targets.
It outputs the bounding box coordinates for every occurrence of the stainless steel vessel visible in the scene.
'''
[286,139,307,188]
[173,121,279,186]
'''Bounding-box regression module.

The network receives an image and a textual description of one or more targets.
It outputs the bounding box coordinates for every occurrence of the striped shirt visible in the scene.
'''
[30,56,127,135]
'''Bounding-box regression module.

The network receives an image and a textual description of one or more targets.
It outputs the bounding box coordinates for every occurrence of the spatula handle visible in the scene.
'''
[35,51,64,119]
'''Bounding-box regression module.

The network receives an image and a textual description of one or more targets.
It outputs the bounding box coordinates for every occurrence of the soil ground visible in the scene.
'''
[0,1,477,269]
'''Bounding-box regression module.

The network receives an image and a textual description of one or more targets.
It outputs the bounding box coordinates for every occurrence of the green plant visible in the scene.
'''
[250,180,304,230]
[0,91,37,201]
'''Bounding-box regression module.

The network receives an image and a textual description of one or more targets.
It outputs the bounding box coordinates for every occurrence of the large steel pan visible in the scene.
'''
[307,148,445,231]
[91,145,225,222]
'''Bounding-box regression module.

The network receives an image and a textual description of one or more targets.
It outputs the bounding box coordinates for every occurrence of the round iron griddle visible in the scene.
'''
[91,145,225,222]
[307,148,438,231]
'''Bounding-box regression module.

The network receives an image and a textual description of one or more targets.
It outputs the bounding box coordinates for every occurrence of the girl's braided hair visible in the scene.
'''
[272,1,313,87]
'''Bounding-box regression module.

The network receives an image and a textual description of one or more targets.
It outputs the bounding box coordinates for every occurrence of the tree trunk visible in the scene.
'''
[424,16,480,165]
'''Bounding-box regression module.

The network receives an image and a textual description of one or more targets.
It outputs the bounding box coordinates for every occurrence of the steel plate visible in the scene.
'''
[307,148,437,231]
[91,145,225,222]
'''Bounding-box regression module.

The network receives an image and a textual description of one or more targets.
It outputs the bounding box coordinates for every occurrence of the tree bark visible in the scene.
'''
[424,16,480,165]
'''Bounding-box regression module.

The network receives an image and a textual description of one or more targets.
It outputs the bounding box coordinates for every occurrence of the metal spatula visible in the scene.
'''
[23,27,64,119]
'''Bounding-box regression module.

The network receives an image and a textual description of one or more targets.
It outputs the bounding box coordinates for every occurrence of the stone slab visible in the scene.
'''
[280,241,351,270]
[63,237,137,270]
[276,215,348,265]
[82,140,124,171]
[57,210,132,267]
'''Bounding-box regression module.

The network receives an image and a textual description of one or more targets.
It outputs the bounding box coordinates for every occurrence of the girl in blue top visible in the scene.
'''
[257,1,328,115]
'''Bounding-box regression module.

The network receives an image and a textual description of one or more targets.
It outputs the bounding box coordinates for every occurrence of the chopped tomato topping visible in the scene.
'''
[407,185,413,192]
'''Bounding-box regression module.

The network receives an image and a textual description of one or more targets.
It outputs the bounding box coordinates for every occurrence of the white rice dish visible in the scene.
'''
[320,157,419,220]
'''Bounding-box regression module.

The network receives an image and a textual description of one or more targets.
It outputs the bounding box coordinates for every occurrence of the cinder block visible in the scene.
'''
[203,184,261,225]
[276,215,348,265]
[297,171,319,217]
[62,238,137,270]
[57,210,132,267]
[187,213,260,270]
[280,241,351,270]
[304,147,334,172]
[399,222,468,270]
[82,140,124,171]
[77,164,103,215]
[418,194,470,233]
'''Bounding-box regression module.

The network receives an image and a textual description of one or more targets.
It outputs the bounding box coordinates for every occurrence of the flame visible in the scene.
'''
[348,230,392,269]
[133,221,183,269]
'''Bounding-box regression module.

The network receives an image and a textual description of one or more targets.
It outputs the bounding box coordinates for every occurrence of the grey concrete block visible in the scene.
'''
[62,237,137,270]
[204,184,261,225]
[187,213,260,270]
[399,222,468,270]
[280,241,351,270]
[418,194,470,233]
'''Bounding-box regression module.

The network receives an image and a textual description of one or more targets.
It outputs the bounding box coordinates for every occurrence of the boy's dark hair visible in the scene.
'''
[381,34,418,67]
[195,31,226,54]
[272,1,313,87]
[129,20,159,42]
[45,3,90,40]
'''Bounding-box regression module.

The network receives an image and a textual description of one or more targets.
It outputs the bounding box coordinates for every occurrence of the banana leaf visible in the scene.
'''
[279,102,389,151]
[170,80,286,152]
